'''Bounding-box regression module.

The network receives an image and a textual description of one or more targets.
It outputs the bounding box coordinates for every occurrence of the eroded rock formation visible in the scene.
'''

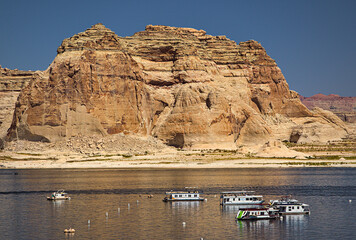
[6,24,348,148]
[300,94,356,123]
[0,66,36,140]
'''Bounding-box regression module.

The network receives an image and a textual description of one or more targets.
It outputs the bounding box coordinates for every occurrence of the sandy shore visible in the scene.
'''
[1,150,355,169]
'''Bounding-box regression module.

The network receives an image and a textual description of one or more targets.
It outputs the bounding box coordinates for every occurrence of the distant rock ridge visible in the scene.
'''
[5,24,348,149]
[300,94,356,123]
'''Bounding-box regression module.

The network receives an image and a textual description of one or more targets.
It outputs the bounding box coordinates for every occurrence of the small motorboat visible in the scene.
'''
[47,190,70,201]
[236,207,279,220]
[64,227,75,233]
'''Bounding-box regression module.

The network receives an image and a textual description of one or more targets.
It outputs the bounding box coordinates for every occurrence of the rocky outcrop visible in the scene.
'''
[300,94,356,123]
[0,66,36,139]
[6,24,348,149]
[0,66,35,91]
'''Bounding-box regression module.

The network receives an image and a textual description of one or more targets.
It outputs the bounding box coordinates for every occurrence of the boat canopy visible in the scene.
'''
[220,191,257,194]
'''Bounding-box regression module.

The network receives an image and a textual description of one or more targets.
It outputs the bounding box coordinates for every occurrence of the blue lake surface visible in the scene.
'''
[0,168,355,239]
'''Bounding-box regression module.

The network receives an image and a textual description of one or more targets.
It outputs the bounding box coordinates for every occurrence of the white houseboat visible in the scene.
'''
[47,190,71,201]
[236,207,279,220]
[220,191,264,205]
[270,196,310,215]
[163,188,205,202]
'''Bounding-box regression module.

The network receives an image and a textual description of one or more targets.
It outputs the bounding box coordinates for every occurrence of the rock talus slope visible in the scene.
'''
[6,24,348,150]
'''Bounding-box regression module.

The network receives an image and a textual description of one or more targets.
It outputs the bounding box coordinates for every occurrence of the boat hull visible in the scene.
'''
[163,198,205,202]
[237,216,278,220]
[279,211,310,215]
[47,197,70,201]
[221,201,264,206]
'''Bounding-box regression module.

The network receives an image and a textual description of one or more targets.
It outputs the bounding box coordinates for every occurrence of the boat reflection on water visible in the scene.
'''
[169,201,202,209]
[282,214,310,229]
[236,214,309,237]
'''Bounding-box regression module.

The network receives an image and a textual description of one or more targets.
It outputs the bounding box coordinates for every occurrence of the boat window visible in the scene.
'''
[261,212,264,215]
[194,195,197,197]
[179,195,182,197]
[297,206,299,209]
[302,206,304,209]
[174,195,178,198]
[233,198,235,201]
[292,207,294,209]
[238,198,240,201]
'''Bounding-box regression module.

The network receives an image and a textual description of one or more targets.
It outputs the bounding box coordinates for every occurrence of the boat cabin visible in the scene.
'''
[278,204,310,215]
[163,189,204,202]
[220,191,264,205]
[236,208,279,220]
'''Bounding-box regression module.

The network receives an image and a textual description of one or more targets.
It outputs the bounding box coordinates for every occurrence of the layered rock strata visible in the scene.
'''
[300,94,356,123]
[6,24,348,148]
[0,67,36,141]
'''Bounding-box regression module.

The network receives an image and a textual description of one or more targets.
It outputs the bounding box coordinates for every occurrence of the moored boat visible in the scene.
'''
[270,196,310,215]
[47,190,71,201]
[163,188,205,202]
[236,207,279,220]
[220,191,264,205]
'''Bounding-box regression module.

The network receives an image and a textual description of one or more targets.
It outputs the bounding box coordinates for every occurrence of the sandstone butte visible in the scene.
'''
[4,23,350,151]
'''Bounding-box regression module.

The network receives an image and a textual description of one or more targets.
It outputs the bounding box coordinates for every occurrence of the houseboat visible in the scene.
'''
[236,207,279,220]
[220,191,264,205]
[163,188,205,202]
[270,196,310,215]
[47,190,71,201]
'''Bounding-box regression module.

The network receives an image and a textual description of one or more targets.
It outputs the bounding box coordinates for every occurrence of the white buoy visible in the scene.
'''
[214,195,216,198]
[280,216,283,220]
[204,198,207,202]
[349,200,352,203]
[88,220,90,225]
[118,207,120,212]
[128,203,130,209]
[182,222,186,227]
[137,200,139,204]
[106,212,108,217]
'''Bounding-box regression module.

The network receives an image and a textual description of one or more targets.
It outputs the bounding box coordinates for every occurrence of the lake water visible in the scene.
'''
[0,168,355,239]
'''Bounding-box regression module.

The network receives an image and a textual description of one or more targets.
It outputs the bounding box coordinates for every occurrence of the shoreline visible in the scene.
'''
[0,149,356,169]
[1,154,355,169]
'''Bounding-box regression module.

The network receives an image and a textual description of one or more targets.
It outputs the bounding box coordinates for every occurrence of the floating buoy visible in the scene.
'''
[349,200,352,203]
[280,216,283,220]
[137,200,139,204]
[64,228,75,233]
[128,203,130,209]
[118,207,120,212]
[204,198,207,202]
[106,212,108,217]
[88,220,90,225]
[182,222,186,226]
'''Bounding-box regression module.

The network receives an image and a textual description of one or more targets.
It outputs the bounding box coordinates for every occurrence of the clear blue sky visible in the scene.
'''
[1,0,355,97]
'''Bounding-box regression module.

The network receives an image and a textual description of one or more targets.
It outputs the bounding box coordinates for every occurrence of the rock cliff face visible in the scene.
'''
[0,66,36,140]
[6,24,348,148]
[300,94,356,123]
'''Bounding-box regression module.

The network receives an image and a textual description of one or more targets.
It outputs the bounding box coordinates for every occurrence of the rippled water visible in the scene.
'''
[0,168,355,239]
